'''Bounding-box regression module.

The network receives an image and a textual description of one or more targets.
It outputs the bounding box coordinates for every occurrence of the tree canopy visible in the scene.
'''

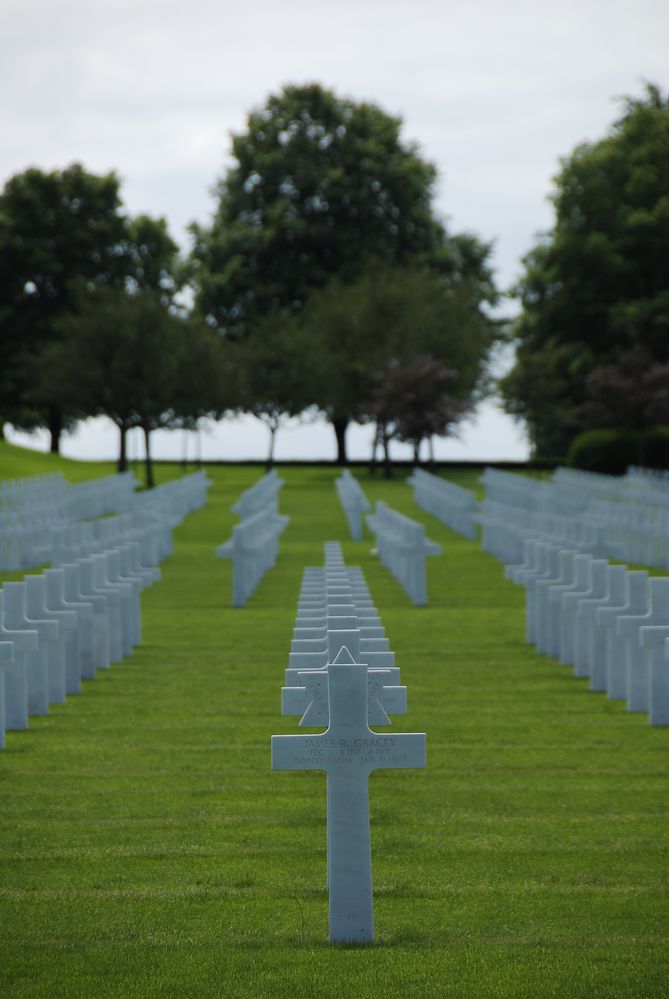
[292,262,496,461]
[189,83,499,462]
[580,345,669,432]
[233,318,312,466]
[365,355,472,472]
[0,163,183,453]
[0,164,128,447]
[500,83,669,458]
[190,82,496,337]
[47,289,229,485]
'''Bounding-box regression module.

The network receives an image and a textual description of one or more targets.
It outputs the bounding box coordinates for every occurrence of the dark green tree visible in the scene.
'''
[235,318,312,467]
[500,83,669,458]
[190,83,446,338]
[190,83,498,461]
[125,213,182,303]
[47,290,226,485]
[169,316,238,459]
[295,263,496,461]
[0,165,183,453]
[0,164,129,450]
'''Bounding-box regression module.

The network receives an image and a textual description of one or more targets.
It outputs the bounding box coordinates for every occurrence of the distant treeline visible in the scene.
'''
[1,82,667,485]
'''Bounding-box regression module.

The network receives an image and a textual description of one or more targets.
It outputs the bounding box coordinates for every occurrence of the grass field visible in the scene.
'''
[0,443,667,998]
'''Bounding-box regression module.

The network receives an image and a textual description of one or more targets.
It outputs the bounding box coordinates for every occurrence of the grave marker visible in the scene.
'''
[25,576,67,704]
[272,645,425,943]
[617,577,669,712]
[76,559,112,670]
[2,583,50,715]
[587,565,628,691]
[44,569,82,695]
[640,625,669,725]
[282,668,407,726]
[599,571,648,700]
[0,590,37,730]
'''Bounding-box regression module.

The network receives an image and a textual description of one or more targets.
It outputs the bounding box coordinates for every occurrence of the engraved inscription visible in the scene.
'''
[288,734,410,768]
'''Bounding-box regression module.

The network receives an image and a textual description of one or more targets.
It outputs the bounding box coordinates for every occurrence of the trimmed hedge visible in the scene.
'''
[566,426,669,474]
[566,429,640,474]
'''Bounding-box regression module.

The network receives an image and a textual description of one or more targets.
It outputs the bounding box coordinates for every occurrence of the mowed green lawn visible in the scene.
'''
[0,444,667,998]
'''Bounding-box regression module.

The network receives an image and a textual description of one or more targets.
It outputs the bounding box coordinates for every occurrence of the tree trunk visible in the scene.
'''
[266,424,277,470]
[382,431,393,479]
[142,424,154,489]
[0,422,5,441]
[131,427,140,473]
[48,407,62,454]
[181,429,188,469]
[412,441,420,466]
[332,417,349,466]
[117,423,128,473]
[428,436,435,468]
[369,423,381,476]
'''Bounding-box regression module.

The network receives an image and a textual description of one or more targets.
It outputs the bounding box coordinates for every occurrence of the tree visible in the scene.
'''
[190,84,498,461]
[0,164,129,451]
[190,83,446,338]
[499,338,593,459]
[169,316,239,462]
[0,166,183,452]
[124,213,182,303]
[581,345,669,431]
[127,304,217,488]
[296,263,496,462]
[500,83,669,458]
[48,290,226,486]
[235,319,312,467]
[581,345,653,431]
[368,356,472,468]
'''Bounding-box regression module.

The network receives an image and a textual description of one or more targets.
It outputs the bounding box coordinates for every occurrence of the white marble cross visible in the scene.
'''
[271,645,425,943]
[281,668,407,726]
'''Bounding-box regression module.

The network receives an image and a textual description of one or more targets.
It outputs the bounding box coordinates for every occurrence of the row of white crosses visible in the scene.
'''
[230,468,284,520]
[627,465,669,487]
[216,471,289,607]
[41,510,169,570]
[407,468,479,540]
[506,540,669,725]
[0,470,138,518]
[272,541,426,943]
[485,465,669,512]
[554,467,669,567]
[366,502,441,605]
[335,470,371,541]
[0,471,140,571]
[0,471,213,748]
[124,471,211,527]
[481,466,669,570]
[0,547,151,748]
[2,471,211,573]
[0,472,66,512]
[479,501,611,565]
[555,465,669,509]
[575,496,669,569]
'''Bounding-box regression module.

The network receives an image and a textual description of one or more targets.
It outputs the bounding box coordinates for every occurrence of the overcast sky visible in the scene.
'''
[3,0,668,463]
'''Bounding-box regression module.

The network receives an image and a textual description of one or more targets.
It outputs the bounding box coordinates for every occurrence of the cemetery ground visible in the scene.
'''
[0,443,667,998]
